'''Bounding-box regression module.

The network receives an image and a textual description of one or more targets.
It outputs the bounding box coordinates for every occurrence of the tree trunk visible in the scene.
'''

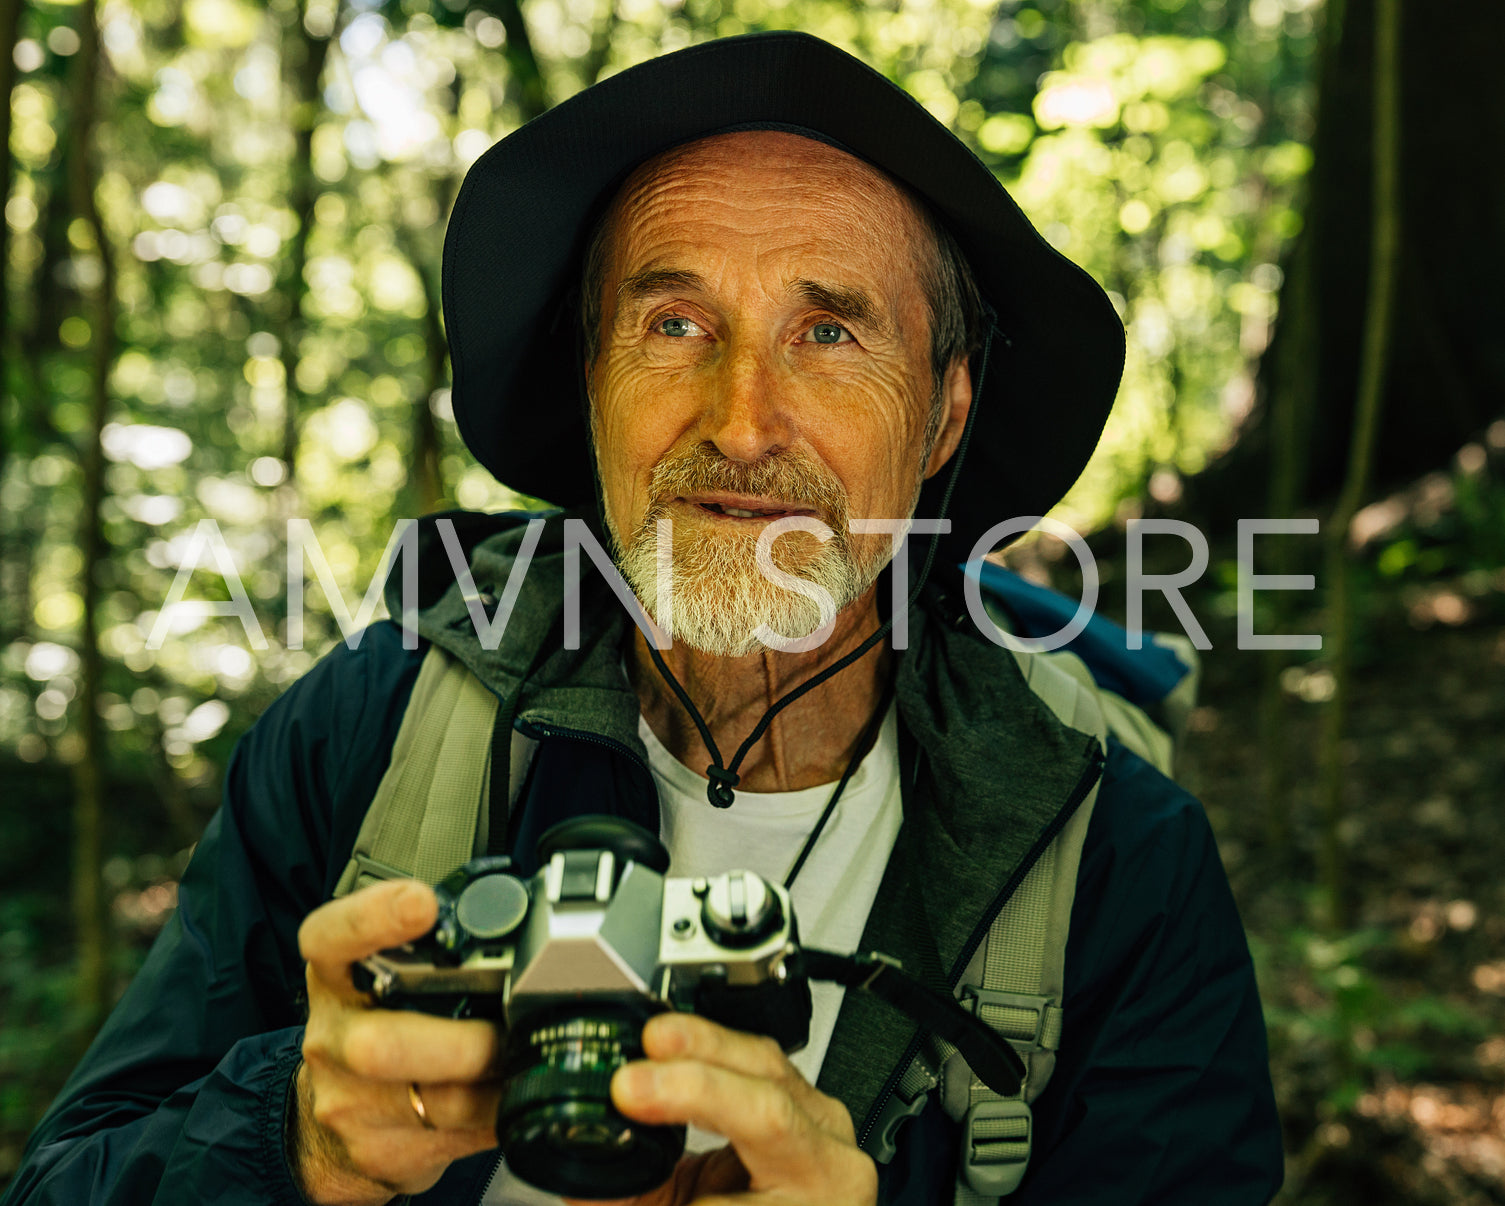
[277,1,331,480]
[394,212,448,516]
[0,0,22,462]
[1316,0,1401,930]
[67,0,117,1038]
[0,153,70,647]
[1190,0,1505,520]
[0,0,25,647]
[1257,0,1335,850]
[478,0,549,122]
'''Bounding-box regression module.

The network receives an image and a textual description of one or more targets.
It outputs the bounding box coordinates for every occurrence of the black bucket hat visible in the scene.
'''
[442,31,1124,561]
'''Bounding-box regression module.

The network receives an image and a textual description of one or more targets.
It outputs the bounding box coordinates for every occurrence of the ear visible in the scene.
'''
[923,355,974,479]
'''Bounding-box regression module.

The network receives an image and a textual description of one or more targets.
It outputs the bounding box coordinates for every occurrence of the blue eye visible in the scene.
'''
[809,323,848,344]
[659,316,699,337]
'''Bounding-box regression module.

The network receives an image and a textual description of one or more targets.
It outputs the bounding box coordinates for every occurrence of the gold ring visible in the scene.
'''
[408,1081,436,1130]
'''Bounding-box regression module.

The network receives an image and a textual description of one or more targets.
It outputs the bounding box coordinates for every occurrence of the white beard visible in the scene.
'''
[612,509,880,657]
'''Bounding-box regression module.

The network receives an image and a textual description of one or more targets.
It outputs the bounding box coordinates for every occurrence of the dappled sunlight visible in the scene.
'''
[1357,1085,1505,1187]
[6,1,1503,1202]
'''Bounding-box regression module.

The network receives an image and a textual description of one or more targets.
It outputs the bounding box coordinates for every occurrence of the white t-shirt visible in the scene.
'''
[482,706,903,1205]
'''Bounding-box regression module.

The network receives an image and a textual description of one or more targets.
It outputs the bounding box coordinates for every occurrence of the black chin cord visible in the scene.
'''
[645,314,1000,809]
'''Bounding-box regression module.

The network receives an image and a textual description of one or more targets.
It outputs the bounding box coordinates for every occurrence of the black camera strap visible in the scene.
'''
[802,948,1025,1098]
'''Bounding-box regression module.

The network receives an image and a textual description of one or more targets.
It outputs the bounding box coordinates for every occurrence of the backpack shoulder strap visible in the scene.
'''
[947,650,1105,1202]
[870,647,1107,1200]
[977,577,1193,777]
[334,644,502,897]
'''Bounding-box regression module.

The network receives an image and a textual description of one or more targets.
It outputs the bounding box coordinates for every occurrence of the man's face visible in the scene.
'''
[588,131,962,655]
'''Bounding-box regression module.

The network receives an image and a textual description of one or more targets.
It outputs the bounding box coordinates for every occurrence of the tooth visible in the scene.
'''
[725,508,757,518]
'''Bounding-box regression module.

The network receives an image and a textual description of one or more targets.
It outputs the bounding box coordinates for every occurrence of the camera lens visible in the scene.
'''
[494,1001,684,1197]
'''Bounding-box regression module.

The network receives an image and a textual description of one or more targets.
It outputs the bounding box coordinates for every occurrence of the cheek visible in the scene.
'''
[806,372,931,504]
[591,362,691,519]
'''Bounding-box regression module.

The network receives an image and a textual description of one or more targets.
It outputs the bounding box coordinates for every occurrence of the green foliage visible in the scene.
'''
[1371,451,1505,585]
[972,4,1318,528]
[0,903,88,1132]
[1256,924,1489,1119]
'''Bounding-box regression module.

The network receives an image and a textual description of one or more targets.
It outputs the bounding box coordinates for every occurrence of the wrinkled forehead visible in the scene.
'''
[599,129,935,276]
[615,129,918,206]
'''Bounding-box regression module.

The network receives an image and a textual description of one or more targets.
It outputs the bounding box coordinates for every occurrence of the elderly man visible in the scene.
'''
[2,32,1281,1206]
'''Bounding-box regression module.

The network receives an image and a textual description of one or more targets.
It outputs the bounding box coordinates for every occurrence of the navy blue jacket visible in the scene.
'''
[3,522,1282,1206]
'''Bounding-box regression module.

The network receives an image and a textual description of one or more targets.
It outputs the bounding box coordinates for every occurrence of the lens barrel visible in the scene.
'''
[494,1001,684,1197]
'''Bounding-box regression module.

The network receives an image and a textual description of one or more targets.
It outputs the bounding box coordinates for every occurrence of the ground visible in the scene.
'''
[1179,583,1505,1205]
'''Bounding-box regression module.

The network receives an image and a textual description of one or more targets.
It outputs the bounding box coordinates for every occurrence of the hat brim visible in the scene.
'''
[442,31,1124,560]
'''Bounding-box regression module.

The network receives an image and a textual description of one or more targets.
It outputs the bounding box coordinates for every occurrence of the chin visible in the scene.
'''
[615,515,870,656]
[660,585,831,657]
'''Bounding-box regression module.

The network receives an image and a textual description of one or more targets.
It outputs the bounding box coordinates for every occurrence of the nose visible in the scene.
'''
[696,341,794,464]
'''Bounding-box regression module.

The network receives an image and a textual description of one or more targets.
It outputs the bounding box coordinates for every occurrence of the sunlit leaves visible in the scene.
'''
[984,21,1314,529]
[977,110,1035,154]
[1034,38,1203,131]
[10,85,59,167]
[183,0,262,49]
[100,423,194,470]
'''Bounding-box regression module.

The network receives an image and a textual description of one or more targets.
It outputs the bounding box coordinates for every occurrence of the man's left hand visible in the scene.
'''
[565,1012,878,1206]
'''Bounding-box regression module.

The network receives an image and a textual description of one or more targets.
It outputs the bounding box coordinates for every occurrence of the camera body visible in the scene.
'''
[355,816,812,1198]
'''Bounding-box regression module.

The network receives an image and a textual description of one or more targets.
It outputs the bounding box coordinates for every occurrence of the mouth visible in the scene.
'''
[679,494,818,522]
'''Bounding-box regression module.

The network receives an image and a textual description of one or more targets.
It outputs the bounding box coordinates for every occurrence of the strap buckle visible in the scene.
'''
[960,1099,1033,1196]
[863,1052,940,1164]
[352,852,409,883]
[959,988,1055,1051]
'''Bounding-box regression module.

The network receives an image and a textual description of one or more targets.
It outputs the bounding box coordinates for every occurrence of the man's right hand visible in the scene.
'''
[291,879,504,1206]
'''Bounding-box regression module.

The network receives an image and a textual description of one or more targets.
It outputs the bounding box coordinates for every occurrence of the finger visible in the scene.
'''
[670,1146,748,1199]
[406,1080,506,1134]
[305,1008,504,1083]
[611,1060,868,1193]
[310,1060,504,1136]
[640,1013,853,1140]
[299,881,438,983]
[641,1013,788,1076]
[296,1063,499,1198]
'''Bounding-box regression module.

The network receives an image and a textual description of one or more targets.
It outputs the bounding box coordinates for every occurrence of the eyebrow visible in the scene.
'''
[614,268,893,337]
[789,279,890,337]
[617,268,708,308]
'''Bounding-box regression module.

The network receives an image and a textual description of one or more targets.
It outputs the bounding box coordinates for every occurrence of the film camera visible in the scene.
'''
[356,814,1022,1199]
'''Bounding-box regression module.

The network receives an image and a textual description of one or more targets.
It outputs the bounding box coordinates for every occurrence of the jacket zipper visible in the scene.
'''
[514,717,658,802]
[475,1151,504,1203]
[516,718,651,777]
[855,740,1106,1152]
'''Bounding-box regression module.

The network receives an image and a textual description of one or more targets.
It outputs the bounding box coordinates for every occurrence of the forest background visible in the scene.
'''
[1,0,1503,1201]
